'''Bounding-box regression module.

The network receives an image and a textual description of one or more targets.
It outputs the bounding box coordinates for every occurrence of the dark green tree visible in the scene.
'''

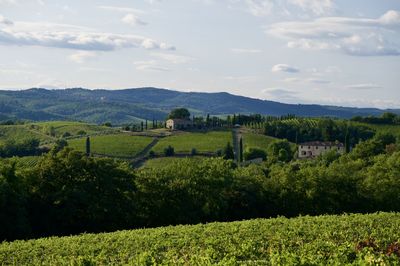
[168,108,191,120]
[86,136,91,156]
[223,142,234,160]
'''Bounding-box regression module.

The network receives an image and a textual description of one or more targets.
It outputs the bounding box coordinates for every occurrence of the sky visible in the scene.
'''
[0,0,399,109]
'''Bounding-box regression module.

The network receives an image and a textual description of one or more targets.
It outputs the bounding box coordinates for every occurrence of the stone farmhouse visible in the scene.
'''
[298,141,345,159]
[166,118,193,130]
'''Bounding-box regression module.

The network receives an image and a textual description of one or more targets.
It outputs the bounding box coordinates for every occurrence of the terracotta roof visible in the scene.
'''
[299,141,344,147]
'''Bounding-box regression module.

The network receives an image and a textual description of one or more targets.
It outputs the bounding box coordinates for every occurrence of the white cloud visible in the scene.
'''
[346,83,382,90]
[306,78,331,84]
[245,0,274,17]
[0,15,13,25]
[261,87,300,102]
[231,48,262,53]
[267,10,400,56]
[223,75,258,81]
[0,0,44,6]
[380,10,400,25]
[151,52,193,64]
[0,0,16,5]
[98,6,145,14]
[238,0,334,17]
[288,0,334,16]
[0,20,174,51]
[69,51,97,64]
[134,60,170,72]
[271,64,300,73]
[121,14,147,26]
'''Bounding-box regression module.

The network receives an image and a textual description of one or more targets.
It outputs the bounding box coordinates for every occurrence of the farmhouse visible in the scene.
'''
[166,118,193,130]
[298,141,345,158]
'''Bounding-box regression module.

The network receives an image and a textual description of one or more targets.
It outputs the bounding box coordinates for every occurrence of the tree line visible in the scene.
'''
[0,132,398,241]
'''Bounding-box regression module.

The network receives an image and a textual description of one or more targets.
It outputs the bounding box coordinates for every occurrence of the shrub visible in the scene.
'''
[244,148,267,161]
[149,150,155,158]
[164,146,175,157]
[62,132,71,138]
[77,130,86,136]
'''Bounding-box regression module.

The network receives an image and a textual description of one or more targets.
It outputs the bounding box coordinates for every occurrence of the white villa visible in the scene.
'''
[166,118,193,130]
[298,141,345,158]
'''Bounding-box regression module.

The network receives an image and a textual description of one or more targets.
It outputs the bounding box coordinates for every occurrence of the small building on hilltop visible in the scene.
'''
[166,118,193,130]
[298,141,345,158]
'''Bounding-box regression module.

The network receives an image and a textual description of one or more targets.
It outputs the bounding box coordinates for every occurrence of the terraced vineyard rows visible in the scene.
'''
[1,212,399,265]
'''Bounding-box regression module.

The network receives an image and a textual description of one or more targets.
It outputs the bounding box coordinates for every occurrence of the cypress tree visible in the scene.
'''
[85,136,90,156]
[239,137,243,163]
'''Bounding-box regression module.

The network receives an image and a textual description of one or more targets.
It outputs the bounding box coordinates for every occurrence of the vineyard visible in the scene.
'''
[151,130,231,154]
[68,134,154,158]
[0,156,42,169]
[0,212,399,265]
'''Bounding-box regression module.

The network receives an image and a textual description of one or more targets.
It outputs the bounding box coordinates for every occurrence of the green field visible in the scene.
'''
[68,134,153,157]
[1,212,399,265]
[0,121,116,145]
[152,131,231,154]
[242,132,278,152]
[0,125,54,144]
[29,121,116,139]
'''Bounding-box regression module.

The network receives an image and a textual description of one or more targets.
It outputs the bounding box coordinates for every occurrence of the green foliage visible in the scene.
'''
[268,139,292,162]
[0,163,30,240]
[352,112,400,125]
[0,138,42,157]
[136,158,233,226]
[168,108,190,120]
[263,117,375,147]
[51,138,68,154]
[1,213,400,265]
[164,145,175,157]
[350,132,397,160]
[244,148,267,161]
[223,142,234,160]
[25,148,136,237]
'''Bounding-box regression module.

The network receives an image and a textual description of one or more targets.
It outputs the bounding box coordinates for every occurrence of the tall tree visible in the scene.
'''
[86,136,91,156]
[168,108,191,120]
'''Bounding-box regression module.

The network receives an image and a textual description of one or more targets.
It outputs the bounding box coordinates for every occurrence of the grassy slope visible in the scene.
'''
[0,121,115,145]
[0,125,54,144]
[152,131,231,154]
[30,121,116,138]
[1,213,399,265]
[68,134,154,157]
[242,132,278,153]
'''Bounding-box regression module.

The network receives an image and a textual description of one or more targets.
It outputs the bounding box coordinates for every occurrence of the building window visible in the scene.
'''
[325,147,327,150]
[316,146,318,149]
[308,146,311,149]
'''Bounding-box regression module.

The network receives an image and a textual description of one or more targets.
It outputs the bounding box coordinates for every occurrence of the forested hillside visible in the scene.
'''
[1,88,398,124]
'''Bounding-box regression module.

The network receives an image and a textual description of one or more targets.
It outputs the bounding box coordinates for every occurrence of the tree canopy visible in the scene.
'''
[168,108,191,120]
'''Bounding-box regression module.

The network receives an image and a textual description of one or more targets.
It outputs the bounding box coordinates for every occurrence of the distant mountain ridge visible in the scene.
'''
[0,87,398,124]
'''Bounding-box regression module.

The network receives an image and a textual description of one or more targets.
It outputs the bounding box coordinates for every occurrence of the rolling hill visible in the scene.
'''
[0,87,398,124]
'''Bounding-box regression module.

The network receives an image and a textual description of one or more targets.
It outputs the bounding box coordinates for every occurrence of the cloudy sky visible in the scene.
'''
[0,0,399,108]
